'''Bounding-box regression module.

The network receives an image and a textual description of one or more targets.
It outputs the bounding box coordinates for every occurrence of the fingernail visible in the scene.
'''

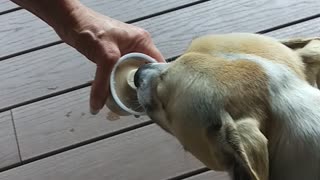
[90,108,100,115]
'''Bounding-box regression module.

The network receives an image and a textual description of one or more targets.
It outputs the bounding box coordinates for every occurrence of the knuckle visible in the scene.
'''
[77,28,98,42]
[106,46,120,59]
[107,27,118,36]
[130,28,152,50]
[99,48,119,66]
[137,28,151,40]
[96,29,108,39]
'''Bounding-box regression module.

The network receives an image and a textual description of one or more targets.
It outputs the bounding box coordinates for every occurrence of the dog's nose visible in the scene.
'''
[134,63,169,88]
[134,63,153,88]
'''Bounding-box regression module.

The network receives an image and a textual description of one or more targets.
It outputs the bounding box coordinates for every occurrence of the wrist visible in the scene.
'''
[55,6,107,52]
[12,0,83,31]
[11,0,89,43]
[51,2,90,41]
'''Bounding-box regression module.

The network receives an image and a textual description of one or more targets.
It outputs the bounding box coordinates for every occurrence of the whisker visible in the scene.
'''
[126,99,141,104]
[133,105,142,110]
[132,104,143,111]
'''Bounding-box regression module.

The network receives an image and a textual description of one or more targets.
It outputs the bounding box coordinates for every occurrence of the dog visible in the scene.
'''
[133,33,320,180]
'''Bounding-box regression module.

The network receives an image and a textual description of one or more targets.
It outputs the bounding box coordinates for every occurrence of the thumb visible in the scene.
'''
[135,34,165,63]
[143,43,166,63]
[90,48,120,114]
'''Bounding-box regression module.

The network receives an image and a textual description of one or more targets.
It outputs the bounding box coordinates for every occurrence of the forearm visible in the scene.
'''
[11,0,86,34]
[12,0,164,115]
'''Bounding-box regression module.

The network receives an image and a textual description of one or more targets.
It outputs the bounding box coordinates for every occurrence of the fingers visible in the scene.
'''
[90,47,119,115]
[132,28,166,63]
[144,43,166,63]
[90,65,109,114]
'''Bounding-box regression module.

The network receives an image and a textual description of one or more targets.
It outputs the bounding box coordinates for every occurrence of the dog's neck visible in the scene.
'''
[220,52,320,180]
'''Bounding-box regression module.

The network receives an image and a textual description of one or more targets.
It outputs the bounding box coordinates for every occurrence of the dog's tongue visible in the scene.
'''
[126,69,138,90]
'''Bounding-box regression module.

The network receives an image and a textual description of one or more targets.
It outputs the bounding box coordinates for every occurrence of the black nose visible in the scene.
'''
[134,63,152,88]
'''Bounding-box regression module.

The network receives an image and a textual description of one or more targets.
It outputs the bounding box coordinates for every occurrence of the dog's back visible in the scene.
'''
[186,33,306,80]
[187,33,320,179]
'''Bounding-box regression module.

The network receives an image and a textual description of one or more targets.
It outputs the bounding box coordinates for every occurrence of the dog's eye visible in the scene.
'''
[161,102,166,110]
[159,71,167,81]
[159,74,165,81]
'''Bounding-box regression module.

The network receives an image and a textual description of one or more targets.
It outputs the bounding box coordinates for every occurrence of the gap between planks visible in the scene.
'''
[0,1,20,15]
[0,111,21,171]
[0,124,209,180]
[0,120,153,172]
[0,7,22,16]
[9,110,22,162]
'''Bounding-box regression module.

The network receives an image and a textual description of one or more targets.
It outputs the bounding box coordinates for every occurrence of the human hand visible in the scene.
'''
[56,6,165,114]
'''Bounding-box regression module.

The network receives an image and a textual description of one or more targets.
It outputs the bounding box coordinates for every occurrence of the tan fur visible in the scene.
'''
[170,50,271,180]
[186,33,306,80]
[135,33,320,180]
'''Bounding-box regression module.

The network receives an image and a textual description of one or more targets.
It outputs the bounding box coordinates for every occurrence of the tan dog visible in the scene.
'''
[133,33,320,180]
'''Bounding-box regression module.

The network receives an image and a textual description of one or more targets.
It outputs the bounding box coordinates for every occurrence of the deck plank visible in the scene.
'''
[12,87,148,160]
[0,111,20,169]
[0,1,18,13]
[185,171,230,180]
[0,0,198,59]
[1,0,320,111]
[0,125,208,180]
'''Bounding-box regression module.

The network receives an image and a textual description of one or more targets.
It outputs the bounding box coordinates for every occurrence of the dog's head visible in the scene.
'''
[134,52,269,180]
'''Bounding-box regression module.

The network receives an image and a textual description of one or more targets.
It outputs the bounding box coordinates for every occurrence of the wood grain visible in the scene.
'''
[0,125,206,180]
[0,1,18,13]
[2,0,320,111]
[184,171,231,180]
[0,43,95,111]
[0,111,20,169]
[264,17,320,39]
[12,87,148,160]
[0,0,197,59]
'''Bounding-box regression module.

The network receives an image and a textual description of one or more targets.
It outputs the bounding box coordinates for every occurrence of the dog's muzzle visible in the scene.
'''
[134,63,168,88]
[134,63,153,88]
[134,63,169,110]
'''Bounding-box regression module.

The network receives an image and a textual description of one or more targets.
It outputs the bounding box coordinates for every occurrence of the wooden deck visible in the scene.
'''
[0,0,320,179]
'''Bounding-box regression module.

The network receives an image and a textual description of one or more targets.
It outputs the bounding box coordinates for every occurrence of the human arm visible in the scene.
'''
[11,0,165,114]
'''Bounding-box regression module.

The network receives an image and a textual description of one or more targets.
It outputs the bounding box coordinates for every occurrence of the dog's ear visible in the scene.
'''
[280,37,320,88]
[280,37,320,49]
[207,112,269,180]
